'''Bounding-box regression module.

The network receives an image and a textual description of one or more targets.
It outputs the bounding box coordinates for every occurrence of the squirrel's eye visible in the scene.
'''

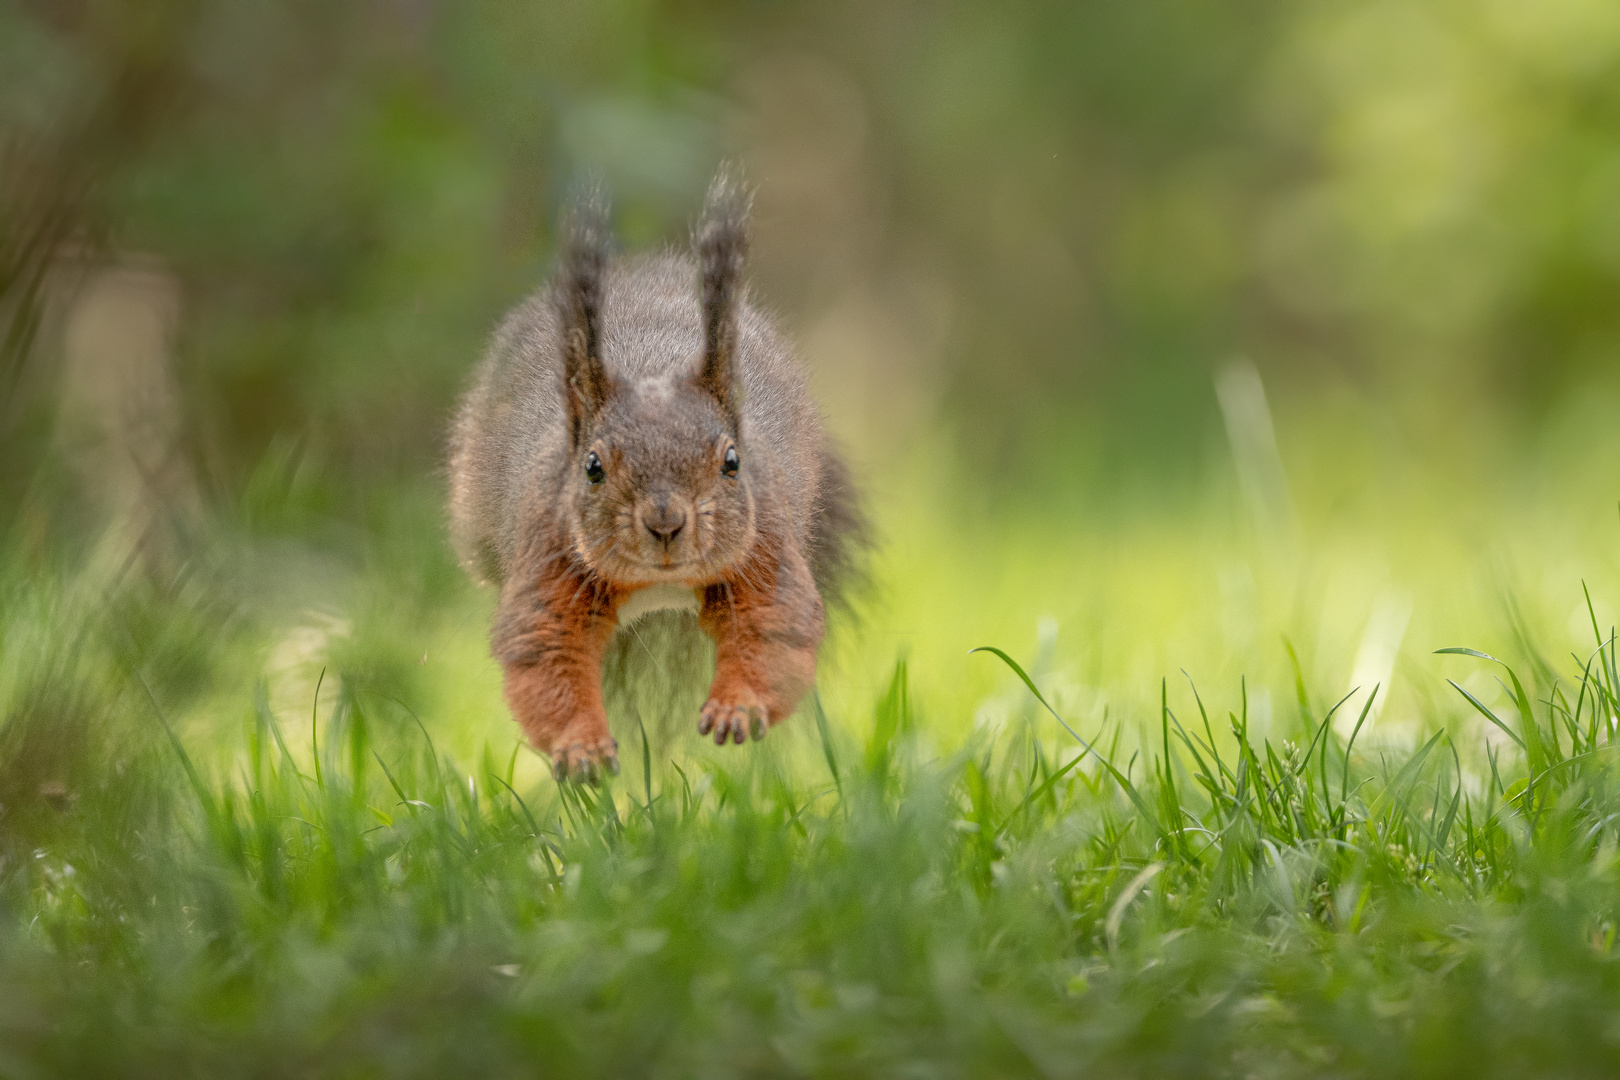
[585,451,605,485]
[722,445,740,478]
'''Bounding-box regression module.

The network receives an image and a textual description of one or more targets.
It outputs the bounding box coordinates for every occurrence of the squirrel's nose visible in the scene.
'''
[643,502,687,548]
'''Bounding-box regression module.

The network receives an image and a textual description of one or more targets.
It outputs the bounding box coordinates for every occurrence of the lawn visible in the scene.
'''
[6,413,1620,1079]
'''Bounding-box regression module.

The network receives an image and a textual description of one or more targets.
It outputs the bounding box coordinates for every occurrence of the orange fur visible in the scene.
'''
[698,525,825,744]
[496,521,824,772]
[495,536,623,781]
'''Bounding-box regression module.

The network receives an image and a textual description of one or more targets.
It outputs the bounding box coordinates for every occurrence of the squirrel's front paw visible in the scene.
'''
[549,731,619,784]
[699,688,769,746]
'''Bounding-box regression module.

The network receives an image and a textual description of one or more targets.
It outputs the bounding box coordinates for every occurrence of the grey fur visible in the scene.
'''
[558,184,612,446]
[695,168,750,428]
[447,175,867,713]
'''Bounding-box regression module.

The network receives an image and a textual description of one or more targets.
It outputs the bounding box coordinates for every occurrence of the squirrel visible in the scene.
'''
[447,170,866,782]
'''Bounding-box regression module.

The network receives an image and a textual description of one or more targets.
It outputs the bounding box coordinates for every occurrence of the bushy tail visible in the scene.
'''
[808,441,872,617]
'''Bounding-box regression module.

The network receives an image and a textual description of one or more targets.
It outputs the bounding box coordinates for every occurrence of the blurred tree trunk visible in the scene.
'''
[55,255,199,566]
[0,137,94,524]
[0,1,198,550]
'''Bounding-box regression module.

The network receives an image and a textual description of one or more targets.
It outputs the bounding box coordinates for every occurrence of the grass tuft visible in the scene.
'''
[8,531,1620,1076]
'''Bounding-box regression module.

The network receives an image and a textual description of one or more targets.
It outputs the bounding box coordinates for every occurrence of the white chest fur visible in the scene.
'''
[617,583,701,626]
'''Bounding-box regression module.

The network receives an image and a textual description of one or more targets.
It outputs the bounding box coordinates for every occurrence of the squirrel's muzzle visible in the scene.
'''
[641,499,688,552]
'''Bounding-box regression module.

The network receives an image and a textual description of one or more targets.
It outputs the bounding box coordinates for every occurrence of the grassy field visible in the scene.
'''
[9,1,1620,1074]
[7,417,1620,1079]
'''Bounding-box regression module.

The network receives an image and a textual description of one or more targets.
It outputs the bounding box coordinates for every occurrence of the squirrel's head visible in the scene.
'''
[557,173,757,585]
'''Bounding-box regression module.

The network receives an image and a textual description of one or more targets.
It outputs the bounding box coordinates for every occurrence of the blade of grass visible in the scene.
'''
[311,666,325,790]
[1446,679,1526,750]
[973,646,1171,848]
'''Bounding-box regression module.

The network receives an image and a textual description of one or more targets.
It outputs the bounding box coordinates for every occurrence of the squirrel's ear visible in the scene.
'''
[694,167,751,430]
[558,184,613,447]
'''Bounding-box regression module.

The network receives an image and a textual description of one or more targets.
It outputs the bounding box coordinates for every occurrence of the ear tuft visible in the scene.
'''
[558,182,613,446]
[694,166,752,428]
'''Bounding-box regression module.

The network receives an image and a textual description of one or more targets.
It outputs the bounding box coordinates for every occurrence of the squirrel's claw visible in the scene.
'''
[550,736,619,785]
[699,700,769,746]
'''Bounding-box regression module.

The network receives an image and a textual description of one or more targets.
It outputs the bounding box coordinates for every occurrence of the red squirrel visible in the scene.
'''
[448,171,864,781]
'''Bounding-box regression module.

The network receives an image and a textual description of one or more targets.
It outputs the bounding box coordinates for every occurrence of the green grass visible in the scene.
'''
[9,453,1620,1078]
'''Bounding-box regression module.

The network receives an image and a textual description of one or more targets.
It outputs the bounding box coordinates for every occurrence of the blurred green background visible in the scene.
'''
[11,7,1620,1073]
[4,0,1620,758]
[10,0,1620,476]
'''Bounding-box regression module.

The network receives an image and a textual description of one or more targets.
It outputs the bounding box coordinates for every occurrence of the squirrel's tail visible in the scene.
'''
[808,442,872,617]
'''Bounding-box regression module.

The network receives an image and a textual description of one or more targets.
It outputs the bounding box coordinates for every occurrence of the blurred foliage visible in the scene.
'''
[6,4,1620,1069]
[4,0,1620,515]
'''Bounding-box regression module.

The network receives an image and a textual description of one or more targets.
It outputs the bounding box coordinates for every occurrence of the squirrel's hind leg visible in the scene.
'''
[697,532,826,745]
